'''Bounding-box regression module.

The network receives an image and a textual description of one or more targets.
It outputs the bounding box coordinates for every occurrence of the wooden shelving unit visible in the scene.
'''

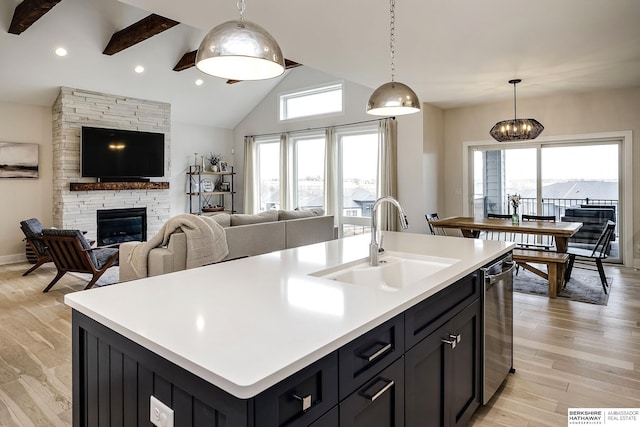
[187,166,235,214]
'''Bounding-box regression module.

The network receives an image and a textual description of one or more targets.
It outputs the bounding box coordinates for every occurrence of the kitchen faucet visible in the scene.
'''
[370,196,409,266]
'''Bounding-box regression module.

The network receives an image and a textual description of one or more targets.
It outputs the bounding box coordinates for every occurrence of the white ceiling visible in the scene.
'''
[1,0,640,128]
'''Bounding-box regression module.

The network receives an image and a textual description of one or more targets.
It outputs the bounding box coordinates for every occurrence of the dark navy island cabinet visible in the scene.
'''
[72,270,482,427]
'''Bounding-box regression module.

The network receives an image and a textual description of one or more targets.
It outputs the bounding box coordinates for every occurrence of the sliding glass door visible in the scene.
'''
[470,141,622,263]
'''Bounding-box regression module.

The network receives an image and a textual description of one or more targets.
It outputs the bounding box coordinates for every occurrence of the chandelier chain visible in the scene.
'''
[389,0,396,82]
[512,81,517,120]
[237,0,246,22]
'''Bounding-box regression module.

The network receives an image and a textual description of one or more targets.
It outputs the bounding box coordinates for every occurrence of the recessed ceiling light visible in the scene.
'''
[55,47,67,57]
[195,79,204,86]
[134,65,145,73]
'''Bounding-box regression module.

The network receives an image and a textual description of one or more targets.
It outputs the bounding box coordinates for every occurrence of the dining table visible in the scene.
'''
[427,216,583,252]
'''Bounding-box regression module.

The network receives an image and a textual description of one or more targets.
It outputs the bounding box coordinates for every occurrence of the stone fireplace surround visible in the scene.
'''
[52,87,171,241]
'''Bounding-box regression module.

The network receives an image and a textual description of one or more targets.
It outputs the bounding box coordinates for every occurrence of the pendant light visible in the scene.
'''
[196,0,285,81]
[489,79,544,142]
[366,0,421,116]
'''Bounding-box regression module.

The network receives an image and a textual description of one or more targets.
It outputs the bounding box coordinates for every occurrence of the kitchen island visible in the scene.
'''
[65,232,513,426]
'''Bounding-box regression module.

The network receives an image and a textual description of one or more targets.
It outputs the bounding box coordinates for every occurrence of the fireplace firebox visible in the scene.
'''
[97,208,147,246]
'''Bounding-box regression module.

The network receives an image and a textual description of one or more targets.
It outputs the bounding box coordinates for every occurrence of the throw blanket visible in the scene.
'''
[128,214,229,279]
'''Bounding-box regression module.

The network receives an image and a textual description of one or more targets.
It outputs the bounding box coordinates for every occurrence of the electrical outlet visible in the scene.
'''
[150,395,174,427]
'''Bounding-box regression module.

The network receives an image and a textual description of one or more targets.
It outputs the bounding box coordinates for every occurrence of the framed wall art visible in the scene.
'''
[0,142,39,178]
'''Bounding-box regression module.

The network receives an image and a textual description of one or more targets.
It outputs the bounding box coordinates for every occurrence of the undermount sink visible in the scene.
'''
[311,252,459,291]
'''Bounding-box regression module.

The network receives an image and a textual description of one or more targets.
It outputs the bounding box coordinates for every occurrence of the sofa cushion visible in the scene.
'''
[230,210,278,226]
[278,208,325,220]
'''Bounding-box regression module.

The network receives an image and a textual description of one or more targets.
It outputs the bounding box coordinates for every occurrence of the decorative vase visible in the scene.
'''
[211,164,219,172]
[511,209,519,225]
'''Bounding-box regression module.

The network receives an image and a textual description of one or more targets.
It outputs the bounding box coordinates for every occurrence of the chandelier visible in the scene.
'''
[490,79,543,142]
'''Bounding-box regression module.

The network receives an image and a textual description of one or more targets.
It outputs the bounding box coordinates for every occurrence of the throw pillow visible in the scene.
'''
[208,213,231,227]
[230,210,278,226]
[278,208,325,220]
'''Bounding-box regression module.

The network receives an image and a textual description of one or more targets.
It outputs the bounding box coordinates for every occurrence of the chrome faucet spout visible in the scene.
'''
[370,196,409,266]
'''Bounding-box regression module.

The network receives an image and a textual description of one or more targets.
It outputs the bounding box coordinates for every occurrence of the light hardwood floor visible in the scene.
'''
[0,261,638,426]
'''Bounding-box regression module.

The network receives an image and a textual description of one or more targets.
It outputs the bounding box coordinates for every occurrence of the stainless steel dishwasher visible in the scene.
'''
[482,253,516,404]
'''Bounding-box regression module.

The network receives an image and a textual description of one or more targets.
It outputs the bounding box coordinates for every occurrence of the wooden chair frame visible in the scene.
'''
[20,218,52,276]
[565,220,616,294]
[41,230,119,293]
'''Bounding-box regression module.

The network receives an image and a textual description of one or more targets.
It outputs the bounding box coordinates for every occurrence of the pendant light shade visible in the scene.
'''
[366,81,421,116]
[196,1,284,81]
[366,0,420,116]
[490,79,544,142]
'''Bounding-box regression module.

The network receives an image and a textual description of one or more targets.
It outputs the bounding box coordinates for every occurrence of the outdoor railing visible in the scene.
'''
[474,196,619,235]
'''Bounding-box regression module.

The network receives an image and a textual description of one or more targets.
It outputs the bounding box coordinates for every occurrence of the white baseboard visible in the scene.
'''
[0,253,27,265]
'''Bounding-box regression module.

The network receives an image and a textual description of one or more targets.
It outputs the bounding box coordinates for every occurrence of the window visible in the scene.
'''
[256,138,280,211]
[279,83,343,121]
[337,127,378,237]
[249,122,386,238]
[292,134,325,209]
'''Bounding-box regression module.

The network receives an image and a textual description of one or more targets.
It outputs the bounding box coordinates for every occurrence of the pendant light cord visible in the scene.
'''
[512,81,517,121]
[237,0,245,22]
[389,0,396,82]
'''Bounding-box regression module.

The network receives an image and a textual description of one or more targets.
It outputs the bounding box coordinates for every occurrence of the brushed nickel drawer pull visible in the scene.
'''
[359,342,393,362]
[292,394,312,412]
[362,378,395,402]
[441,338,456,349]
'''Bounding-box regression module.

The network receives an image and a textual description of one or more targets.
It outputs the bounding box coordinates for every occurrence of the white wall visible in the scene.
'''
[419,104,444,233]
[170,123,233,216]
[232,67,429,233]
[0,102,53,261]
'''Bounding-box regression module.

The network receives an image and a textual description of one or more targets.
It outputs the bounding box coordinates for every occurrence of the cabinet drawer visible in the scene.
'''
[405,272,480,349]
[339,357,405,427]
[255,352,338,427]
[309,406,338,426]
[338,315,404,400]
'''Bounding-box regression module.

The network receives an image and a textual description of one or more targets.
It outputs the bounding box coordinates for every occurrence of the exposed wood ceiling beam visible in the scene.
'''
[103,14,179,55]
[173,51,303,84]
[173,50,198,72]
[8,0,62,35]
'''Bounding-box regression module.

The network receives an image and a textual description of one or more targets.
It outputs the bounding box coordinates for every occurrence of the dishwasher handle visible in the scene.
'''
[483,261,516,288]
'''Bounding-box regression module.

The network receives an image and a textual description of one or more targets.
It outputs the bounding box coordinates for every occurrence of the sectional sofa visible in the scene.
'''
[119,209,335,282]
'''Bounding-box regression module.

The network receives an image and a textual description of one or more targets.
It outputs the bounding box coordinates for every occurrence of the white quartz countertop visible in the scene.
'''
[65,232,513,399]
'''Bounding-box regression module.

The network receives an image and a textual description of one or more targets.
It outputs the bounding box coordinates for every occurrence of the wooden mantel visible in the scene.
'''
[69,182,170,191]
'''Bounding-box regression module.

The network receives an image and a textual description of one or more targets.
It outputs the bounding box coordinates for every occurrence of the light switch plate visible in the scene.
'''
[150,395,174,427]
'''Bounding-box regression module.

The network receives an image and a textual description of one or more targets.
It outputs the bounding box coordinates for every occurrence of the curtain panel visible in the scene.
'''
[377,118,398,231]
[243,136,256,213]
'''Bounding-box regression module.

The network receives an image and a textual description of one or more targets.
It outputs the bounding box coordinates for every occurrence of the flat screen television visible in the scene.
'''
[81,126,165,180]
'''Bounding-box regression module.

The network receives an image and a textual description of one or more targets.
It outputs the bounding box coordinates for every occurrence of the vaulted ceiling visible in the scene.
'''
[2,0,640,128]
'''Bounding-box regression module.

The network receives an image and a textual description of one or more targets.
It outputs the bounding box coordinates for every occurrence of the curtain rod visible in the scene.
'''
[246,117,395,139]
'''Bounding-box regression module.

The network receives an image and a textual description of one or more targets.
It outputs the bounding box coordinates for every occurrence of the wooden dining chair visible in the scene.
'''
[41,229,119,293]
[521,214,556,250]
[565,220,616,294]
[19,218,52,276]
